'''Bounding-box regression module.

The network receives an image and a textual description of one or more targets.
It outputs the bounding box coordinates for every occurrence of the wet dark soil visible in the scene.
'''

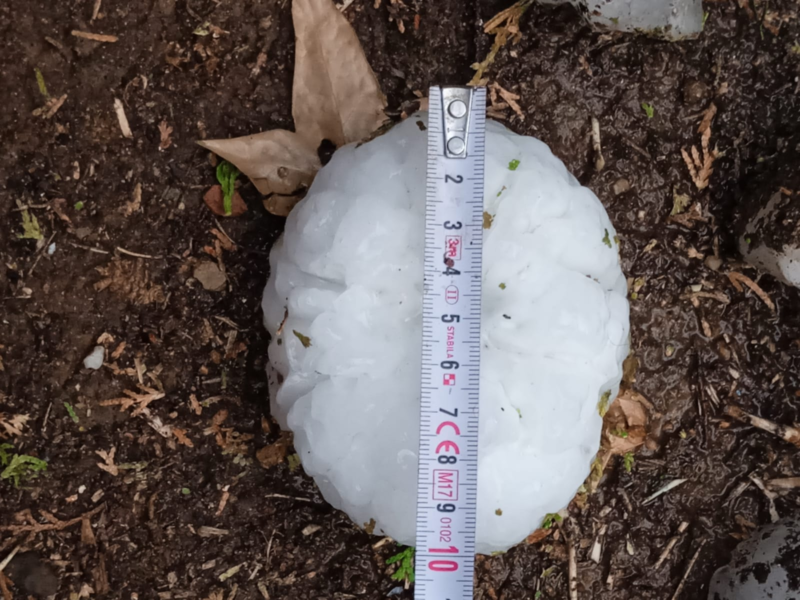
[3,1,800,599]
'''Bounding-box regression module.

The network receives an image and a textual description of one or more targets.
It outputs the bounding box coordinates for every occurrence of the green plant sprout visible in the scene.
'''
[542,512,562,529]
[623,452,635,473]
[641,102,655,118]
[216,161,240,216]
[386,546,415,583]
[0,444,48,488]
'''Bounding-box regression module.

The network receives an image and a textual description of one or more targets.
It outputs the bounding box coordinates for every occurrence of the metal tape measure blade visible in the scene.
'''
[415,86,486,600]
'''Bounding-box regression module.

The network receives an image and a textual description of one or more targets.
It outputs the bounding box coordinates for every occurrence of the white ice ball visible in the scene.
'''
[262,113,629,553]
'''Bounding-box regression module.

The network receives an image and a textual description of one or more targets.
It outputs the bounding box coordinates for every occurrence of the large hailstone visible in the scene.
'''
[262,113,630,553]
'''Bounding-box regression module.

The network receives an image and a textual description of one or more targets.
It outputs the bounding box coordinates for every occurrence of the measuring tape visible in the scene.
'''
[415,86,486,600]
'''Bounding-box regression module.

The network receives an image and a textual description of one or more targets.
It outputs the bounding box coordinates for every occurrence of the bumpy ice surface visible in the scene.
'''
[262,113,630,553]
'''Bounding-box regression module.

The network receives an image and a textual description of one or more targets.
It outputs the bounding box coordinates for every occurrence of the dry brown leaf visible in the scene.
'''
[204,185,248,217]
[489,82,524,120]
[263,193,304,217]
[159,120,174,149]
[81,517,97,545]
[292,0,387,148]
[189,394,203,415]
[111,342,127,359]
[727,272,775,312]
[682,127,718,190]
[198,0,386,201]
[698,103,717,134]
[256,440,288,469]
[0,413,30,438]
[603,389,648,455]
[199,131,320,196]
[211,228,236,252]
[95,258,165,304]
[121,182,142,216]
[96,447,119,476]
[51,197,73,224]
[99,384,165,416]
[172,427,194,447]
[32,94,68,119]
[525,528,552,545]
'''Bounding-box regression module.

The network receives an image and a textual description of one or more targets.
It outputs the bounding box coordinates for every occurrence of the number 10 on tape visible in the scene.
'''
[415,86,486,600]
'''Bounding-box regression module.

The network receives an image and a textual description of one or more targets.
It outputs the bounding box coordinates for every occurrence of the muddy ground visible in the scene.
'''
[2,0,800,599]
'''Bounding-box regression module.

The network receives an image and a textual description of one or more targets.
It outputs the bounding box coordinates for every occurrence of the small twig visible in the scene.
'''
[669,539,706,600]
[591,117,605,171]
[263,493,314,503]
[68,241,110,255]
[113,98,133,139]
[0,505,105,534]
[71,30,118,43]
[725,405,800,448]
[766,477,800,491]
[212,218,236,248]
[91,0,102,20]
[338,0,357,9]
[115,247,161,259]
[750,475,780,522]
[568,541,578,600]
[0,545,21,574]
[654,522,689,569]
[643,479,687,505]
[27,232,57,277]
[726,272,775,312]
[265,528,277,566]
[41,401,52,435]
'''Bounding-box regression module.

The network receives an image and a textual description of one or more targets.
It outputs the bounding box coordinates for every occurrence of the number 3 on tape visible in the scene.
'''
[415,86,486,600]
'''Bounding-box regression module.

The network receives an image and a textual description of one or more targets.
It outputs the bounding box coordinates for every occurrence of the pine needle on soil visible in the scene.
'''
[469,1,533,86]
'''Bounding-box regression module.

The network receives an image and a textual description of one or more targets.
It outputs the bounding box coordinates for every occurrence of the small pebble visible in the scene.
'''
[705,255,723,271]
[47,242,56,255]
[83,345,105,370]
[613,178,631,196]
[194,261,227,292]
[683,79,710,105]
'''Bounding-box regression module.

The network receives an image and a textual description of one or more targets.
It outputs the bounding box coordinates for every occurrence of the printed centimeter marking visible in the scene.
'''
[414,86,486,600]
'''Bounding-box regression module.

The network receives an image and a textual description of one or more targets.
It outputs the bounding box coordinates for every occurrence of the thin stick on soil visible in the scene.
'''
[750,475,780,522]
[654,521,689,569]
[263,493,314,503]
[116,247,161,260]
[265,528,277,566]
[27,232,57,277]
[68,241,110,255]
[91,0,102,20]
[41,401,52,435]
[568,541,579,600]
[71,30,118,43]
[725,405,800,448]
[669,539,706,600]
[0,544,21,574]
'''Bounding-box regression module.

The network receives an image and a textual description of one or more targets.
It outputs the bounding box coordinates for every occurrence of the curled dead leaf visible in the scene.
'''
[199,131,320,196]
[264,193,305,217]
[203,184,247,217]
[256,440,288,469]
[602,389,649,455]
[198,0,386,206]
[292,0,387,148]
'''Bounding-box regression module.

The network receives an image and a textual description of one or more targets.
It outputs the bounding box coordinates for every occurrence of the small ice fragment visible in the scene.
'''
[83,345,105,370]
